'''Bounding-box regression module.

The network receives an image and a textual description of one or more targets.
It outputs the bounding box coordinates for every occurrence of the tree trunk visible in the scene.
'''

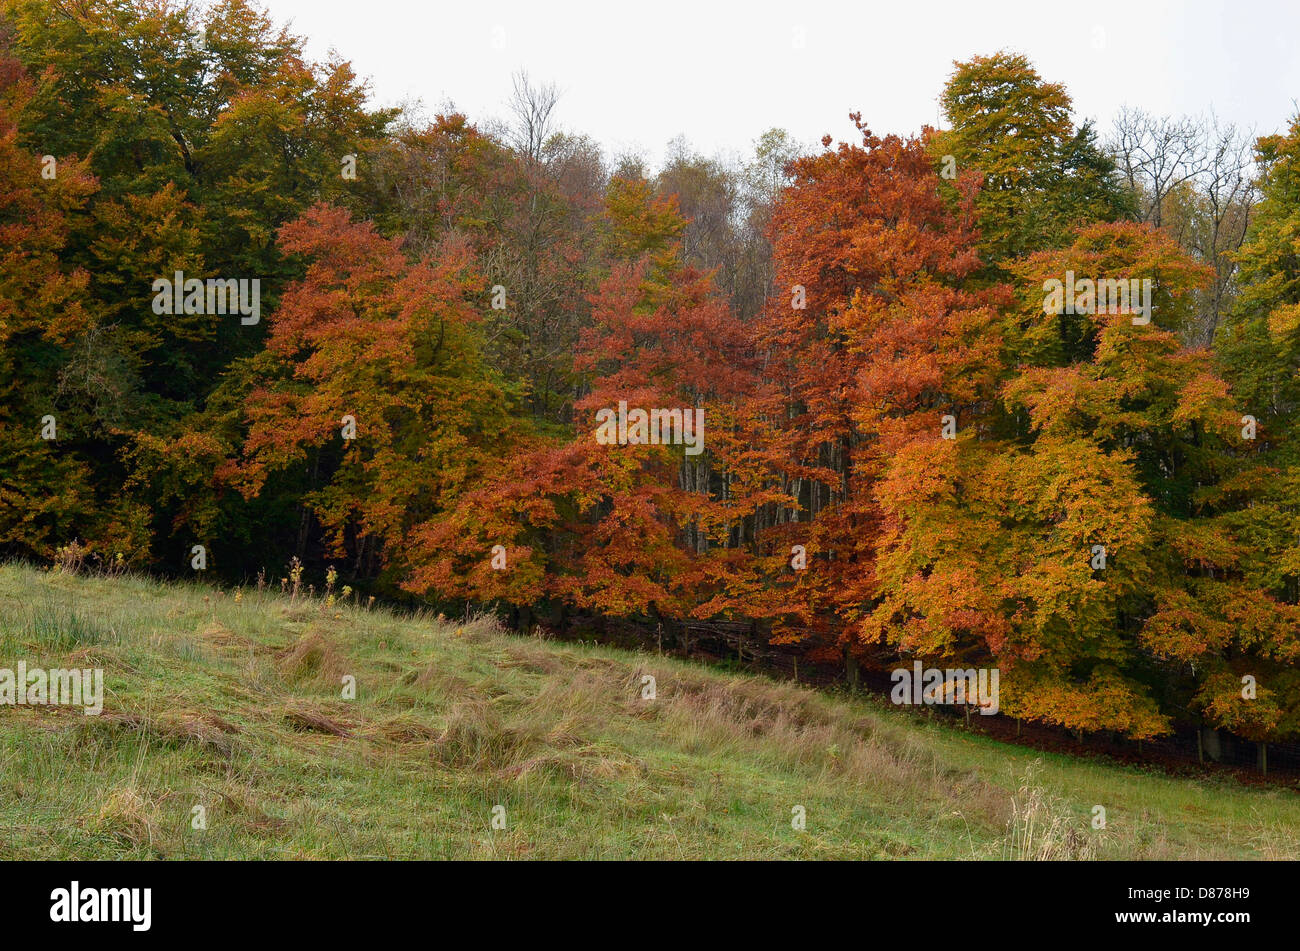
[1201,727,1222,763]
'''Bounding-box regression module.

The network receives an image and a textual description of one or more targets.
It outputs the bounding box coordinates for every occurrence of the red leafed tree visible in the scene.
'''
[754,115,1005,674]
[404,180,781,627]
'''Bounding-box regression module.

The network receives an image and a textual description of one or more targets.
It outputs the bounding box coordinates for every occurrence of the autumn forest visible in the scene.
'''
[3,0,1299,761]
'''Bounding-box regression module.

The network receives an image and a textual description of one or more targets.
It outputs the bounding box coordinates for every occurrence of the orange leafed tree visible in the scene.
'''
[0,42,98,555]
[224,202,519,580]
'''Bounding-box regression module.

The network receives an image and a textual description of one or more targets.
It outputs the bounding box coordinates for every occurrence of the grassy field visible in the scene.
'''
[0,560,1296,860]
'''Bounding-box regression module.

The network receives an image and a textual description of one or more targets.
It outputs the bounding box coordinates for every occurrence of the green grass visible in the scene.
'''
[0,560,1295,859]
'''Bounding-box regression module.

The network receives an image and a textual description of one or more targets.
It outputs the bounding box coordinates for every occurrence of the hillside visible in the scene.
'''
[0,561,1295,860]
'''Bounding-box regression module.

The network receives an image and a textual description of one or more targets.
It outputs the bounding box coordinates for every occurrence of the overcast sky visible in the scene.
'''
[259,0,1300,167]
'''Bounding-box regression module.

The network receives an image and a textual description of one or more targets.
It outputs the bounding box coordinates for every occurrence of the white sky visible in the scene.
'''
[260,0,1300,168]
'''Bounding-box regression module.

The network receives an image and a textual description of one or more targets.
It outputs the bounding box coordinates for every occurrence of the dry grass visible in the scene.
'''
[1,560,1296,859]
[1004,763,1101,860]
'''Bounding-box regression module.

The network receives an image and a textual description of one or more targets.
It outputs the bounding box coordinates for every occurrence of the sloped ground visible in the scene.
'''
[0,561,1295,859]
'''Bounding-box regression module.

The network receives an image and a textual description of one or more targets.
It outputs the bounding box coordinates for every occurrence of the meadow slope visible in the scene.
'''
[0,562,1295,860]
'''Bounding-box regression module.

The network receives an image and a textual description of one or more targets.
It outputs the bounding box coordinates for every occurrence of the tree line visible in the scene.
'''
[2,0,1297,747]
